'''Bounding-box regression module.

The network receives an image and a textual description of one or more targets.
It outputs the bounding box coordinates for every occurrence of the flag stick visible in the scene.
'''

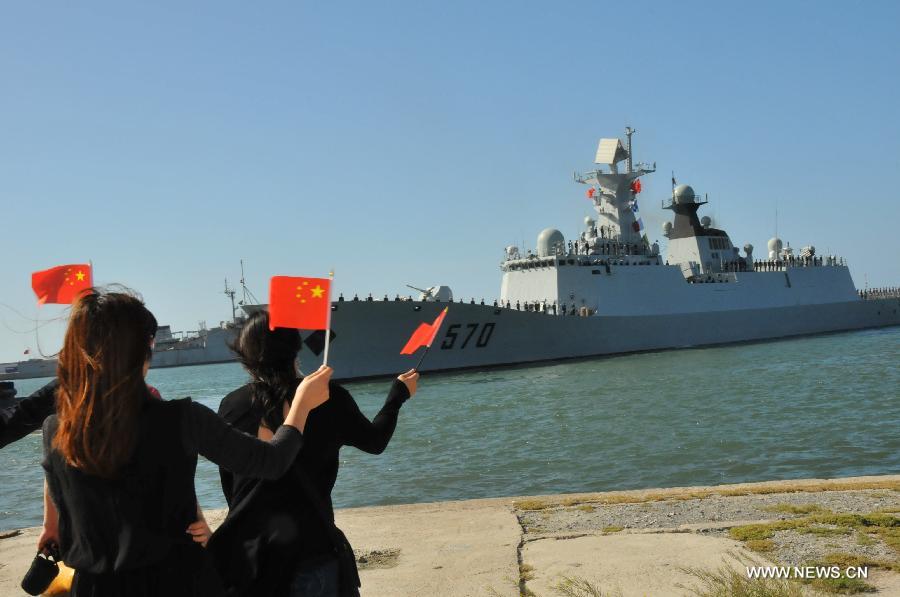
[322,270,334,367]
[412,344,432,371]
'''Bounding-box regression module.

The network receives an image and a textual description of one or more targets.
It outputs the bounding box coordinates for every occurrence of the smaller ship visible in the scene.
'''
[0,277,250,381]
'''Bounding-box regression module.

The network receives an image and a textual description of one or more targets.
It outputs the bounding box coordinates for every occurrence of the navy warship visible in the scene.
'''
[282,128,900,379]
[4,129,898,381]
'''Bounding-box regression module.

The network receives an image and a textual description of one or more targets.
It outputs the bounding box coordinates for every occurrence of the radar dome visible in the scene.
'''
[767,237,783,253]
[744,243,754,255]
[536,228,565,257]
[584,216,595,228]
[700,216,711,228]
[673,184,696,204]
[662,221,673,237]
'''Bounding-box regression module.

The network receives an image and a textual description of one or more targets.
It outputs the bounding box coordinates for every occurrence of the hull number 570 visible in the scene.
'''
[440,323,496,350]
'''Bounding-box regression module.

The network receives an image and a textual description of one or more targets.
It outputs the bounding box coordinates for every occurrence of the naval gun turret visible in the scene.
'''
[406,284,453,302]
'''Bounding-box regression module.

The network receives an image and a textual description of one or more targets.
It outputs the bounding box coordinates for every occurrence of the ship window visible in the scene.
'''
[591,269,602,274]
[567,259,575,265]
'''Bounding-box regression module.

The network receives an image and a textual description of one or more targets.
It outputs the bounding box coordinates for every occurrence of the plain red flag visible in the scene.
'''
[400,307,449,355]
[630,179,642,194]
[31,263,93,305]
[268,276,331,331]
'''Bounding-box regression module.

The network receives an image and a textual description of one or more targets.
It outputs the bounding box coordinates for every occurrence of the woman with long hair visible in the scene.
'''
[39,289,332,596]
[209,310,419,597]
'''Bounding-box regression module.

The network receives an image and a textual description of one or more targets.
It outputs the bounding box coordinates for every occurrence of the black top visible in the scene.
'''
[42,395,303,597]
[0,380,57,448]
[210,379,409,596]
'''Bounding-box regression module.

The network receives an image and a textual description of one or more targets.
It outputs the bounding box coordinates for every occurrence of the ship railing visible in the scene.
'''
[752,256,846,271]
[859,287,900,300]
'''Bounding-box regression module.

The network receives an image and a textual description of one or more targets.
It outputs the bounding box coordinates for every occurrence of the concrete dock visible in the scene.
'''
[2,475,900,595]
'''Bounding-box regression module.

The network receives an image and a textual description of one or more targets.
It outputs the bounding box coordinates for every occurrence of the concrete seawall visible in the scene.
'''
[2,475,900,596]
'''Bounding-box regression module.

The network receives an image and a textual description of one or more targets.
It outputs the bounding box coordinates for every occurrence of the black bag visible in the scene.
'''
[291,468,360,597]
[21,544,61,596]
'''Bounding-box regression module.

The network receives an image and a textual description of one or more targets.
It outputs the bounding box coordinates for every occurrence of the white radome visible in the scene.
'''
[767,237,783,253]
[673,184,696,204]
[536,228,565,257]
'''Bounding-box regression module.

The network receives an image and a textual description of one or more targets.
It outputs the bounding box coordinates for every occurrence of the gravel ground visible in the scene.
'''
[518,488,900,574]
[519,489,900,535]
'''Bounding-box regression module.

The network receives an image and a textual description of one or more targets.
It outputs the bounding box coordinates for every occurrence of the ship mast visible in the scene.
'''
[223,278,237,322]
[573,126,655,245]
[238,259,261,306]
[624,126,635,174]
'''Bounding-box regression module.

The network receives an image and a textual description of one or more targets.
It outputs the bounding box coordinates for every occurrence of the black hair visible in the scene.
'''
[230,310,303,430]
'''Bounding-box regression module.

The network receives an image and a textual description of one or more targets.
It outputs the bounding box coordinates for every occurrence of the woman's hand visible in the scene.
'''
[285,365,333,432]
[186,519,212,548]
[398,369,419,397]
[37,524,59,554]
[294,365,333,412]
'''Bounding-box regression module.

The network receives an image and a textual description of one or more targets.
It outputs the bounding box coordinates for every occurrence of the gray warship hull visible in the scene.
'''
[299,295,900,380]
[0,327,240,381]
[149,327,238,369]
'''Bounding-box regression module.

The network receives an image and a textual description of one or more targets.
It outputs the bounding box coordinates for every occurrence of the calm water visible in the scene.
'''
[2,327,899,531]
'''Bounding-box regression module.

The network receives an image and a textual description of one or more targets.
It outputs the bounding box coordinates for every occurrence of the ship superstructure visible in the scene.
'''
[498,130,861,319]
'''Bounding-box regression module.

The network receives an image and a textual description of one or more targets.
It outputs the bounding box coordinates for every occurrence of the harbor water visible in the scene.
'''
[2,327,899,532]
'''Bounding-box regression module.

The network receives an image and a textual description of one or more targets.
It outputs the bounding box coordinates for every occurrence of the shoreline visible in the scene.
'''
[3,474,900,595]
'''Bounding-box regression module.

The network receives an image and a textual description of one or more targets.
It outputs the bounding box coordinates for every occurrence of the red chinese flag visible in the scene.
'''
[400,307,449,355]
[31,263,93,305]
[268,276,331,331]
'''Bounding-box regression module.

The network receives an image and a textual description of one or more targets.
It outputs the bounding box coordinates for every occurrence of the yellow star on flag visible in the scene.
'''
[310,285,325,298]
[76,271,86,281]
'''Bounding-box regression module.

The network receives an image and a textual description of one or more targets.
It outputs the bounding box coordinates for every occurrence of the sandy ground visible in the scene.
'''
[2,475,900,596]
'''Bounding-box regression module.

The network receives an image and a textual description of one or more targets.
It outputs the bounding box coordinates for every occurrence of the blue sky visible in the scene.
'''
[1,1,899,361]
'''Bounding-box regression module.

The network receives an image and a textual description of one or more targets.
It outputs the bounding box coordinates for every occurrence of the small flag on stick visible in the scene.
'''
[31,263,93,305]
[401,307,449,370]
[268,276,331,331]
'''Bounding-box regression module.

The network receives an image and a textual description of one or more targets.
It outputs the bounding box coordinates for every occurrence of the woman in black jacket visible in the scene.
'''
[210,310,418,597]
[39,289,332,597]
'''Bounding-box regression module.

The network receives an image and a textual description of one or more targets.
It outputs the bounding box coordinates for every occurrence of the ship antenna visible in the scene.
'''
[238,259,261,305]
[624,127,635,174]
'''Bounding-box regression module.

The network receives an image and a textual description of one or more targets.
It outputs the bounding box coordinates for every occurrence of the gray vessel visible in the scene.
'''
[278,128,900,379]
[0,322,241,381]
[4,129,898,382]
[1,271,250,380]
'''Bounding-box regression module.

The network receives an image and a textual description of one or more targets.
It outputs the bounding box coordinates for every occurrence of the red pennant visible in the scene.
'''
[400,307,449,355]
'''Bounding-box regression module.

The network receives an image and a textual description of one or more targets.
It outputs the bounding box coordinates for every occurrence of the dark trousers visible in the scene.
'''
[288,557,339,597]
